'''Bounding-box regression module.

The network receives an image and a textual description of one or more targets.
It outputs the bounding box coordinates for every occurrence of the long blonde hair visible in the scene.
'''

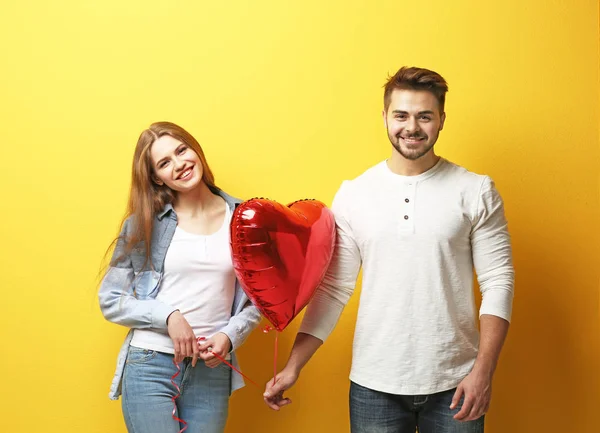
[114,121,216,267]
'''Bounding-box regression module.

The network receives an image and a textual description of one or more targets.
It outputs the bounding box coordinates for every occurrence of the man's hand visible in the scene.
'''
[263,367,299,411]
[450,314,509,421]
[450,367,492,422]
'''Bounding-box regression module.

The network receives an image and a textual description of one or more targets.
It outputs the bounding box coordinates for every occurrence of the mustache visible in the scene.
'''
[396,133,426,139]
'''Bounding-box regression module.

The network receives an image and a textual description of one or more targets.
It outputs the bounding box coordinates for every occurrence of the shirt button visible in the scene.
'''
[405,198,410,203]
[404,215,409,220]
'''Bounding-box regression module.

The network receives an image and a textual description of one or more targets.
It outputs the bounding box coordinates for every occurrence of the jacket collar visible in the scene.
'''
[157,186,241,221]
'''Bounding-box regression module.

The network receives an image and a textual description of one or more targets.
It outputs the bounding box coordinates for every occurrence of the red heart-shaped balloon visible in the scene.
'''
[230,198,336,331]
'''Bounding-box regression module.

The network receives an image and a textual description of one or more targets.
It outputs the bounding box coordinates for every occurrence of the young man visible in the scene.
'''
[263,66,514,433]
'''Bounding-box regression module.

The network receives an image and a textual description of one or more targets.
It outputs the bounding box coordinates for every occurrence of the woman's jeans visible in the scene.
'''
[122,346,231,433]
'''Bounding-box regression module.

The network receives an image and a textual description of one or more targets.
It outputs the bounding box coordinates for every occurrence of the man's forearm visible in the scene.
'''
[285,332,324,375]
[473,314,510,376]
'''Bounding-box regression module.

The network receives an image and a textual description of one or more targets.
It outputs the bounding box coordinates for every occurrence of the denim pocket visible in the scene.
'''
[126,347,157,365]
[217,362,232,372]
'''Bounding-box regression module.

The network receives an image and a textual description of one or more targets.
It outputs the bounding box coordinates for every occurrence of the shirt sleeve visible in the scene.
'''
[298,181,362,341]
[471,176,515,322]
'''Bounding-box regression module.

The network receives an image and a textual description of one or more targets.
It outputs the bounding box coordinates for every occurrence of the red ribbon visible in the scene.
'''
[170,331,280,430]
[170,361,188,433]
[196,337,261,388]
[262,325,279,386]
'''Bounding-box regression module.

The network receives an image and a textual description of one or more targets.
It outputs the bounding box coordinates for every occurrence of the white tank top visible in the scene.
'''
[130,202,236,355]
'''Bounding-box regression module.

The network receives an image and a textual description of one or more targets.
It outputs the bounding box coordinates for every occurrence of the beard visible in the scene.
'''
[388,131,438,161]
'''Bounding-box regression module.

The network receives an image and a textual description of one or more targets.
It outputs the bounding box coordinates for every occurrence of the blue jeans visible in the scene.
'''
[350,381,484,433]
[122,346,231,433]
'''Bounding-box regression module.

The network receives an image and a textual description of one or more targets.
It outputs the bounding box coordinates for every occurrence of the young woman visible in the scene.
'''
[99,121,261,433]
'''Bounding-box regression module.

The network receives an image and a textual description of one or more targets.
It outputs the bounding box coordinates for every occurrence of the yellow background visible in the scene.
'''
[1,1,598,432]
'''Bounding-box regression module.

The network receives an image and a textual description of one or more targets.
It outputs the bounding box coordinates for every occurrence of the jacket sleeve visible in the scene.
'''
[98,219,177,330]
[219,294,262,352]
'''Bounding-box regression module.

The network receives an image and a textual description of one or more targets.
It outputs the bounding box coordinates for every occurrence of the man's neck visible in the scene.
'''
[386,150,440,176]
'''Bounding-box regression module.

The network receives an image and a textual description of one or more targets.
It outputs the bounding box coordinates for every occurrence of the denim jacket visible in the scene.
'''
[98,188,261,400]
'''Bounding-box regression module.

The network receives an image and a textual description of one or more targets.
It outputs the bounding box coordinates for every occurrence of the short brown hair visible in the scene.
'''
[383,66,448,113]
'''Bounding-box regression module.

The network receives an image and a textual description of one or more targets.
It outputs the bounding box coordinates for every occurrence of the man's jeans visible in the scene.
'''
[350,381,484,433]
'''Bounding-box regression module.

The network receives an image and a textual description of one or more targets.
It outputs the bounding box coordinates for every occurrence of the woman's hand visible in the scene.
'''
[198,333,232,368]
[167,311,199,366]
